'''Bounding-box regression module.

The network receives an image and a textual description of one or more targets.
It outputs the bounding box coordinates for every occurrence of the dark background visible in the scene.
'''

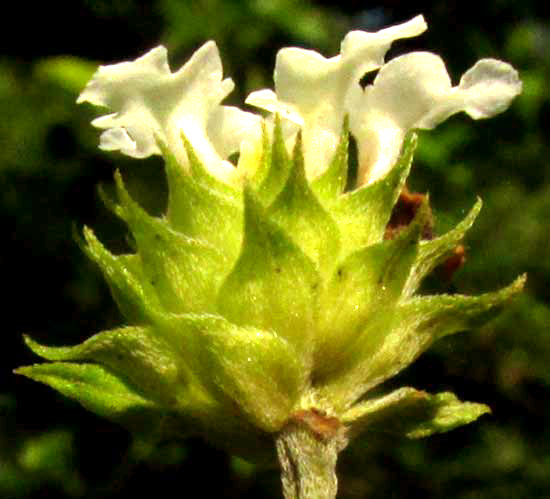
[2,1,550,497]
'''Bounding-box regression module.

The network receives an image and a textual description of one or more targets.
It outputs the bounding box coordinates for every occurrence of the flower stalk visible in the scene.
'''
[276,411,347,499]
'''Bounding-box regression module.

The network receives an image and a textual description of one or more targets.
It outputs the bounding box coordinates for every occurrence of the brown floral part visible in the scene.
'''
[385,186,434,240]
[437,244,466,282]
[385,186,466,281]
[291,409,343,441]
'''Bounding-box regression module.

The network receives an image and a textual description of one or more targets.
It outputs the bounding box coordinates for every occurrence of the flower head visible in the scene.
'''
[18,16,523,465]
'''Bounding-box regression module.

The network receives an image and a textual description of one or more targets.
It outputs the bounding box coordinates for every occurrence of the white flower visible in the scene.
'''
[79,16,521,188]
[246,15,427,180]
[350,53,522,185]
[246,15,522,185]
[78,42,260,183]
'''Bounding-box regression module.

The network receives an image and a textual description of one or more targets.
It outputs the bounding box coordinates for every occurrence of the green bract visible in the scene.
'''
[17,15,523,464]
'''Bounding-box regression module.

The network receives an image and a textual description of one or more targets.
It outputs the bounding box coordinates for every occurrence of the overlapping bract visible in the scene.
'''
[17,16,523,459]
[18,121,523,457]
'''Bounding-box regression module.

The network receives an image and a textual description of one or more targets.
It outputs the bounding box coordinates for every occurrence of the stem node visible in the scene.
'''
[276,410,348,499]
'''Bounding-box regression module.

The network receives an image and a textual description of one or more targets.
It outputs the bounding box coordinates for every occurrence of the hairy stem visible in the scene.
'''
[276,411,348,499]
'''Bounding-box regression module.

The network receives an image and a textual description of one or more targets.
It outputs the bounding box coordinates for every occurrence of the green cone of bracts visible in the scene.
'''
[17,118,524,462]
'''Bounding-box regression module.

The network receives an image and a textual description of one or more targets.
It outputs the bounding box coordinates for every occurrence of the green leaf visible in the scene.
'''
[79,226,163,323]
[217,188,319,357]
[311,117,349,203]
[329,133,416,256]
[15,362,160,427]
[342,387,490,439]
[315,202,428,377]
[23,327,183,408]
[269,132,340,274]
[16,357,274,459]
[320,274,525,411]
[114,171,228,314]
[404,198,482,296]
[160,139,243,264]
[16,352,214,442]
[398,273,527,346]
[163,313,306,431]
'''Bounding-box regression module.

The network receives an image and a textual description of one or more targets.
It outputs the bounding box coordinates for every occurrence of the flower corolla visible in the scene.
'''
[247,15,521,185]
[77,41,260,183]
[78,15,520,189]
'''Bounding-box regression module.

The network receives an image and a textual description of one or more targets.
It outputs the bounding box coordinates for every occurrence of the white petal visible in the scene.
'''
[77,46,171,107]
[207,106,262,159]
[273,48,338,113]
[246,89,303,125]
[457,59,522,119]
[91,111,161,158]
[98,128,139,155]
[368,52,453,129]
[371,14,427,40]
[340,15,427,78]
[352,115,406,188]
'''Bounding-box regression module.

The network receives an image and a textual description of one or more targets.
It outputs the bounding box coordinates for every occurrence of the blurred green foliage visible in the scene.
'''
[3,1,550,497]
